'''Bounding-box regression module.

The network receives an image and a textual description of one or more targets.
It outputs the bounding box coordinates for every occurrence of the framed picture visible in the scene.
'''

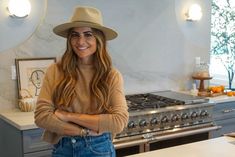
[15,57,56,99]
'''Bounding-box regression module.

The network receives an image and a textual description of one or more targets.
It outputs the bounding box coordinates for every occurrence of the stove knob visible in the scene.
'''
[200,110,208,117]
[181,113,189,120]
[128,121,136,129]
[191,111,198,119]
[171,114,179,122]
[161,116,168,124]
[139,119,147,127]
[150,117,158,125]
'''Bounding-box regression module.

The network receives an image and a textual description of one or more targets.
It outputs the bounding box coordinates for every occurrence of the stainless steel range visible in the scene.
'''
[113,91,220,156]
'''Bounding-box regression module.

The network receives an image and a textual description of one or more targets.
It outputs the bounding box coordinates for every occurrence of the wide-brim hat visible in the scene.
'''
[53,6,118,40]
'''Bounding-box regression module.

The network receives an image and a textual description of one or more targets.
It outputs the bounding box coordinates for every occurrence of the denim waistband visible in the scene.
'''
[61,132,111,144]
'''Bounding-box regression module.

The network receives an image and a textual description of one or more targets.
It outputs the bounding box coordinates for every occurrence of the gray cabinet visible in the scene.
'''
[211,101,235,138]
[0,118,52,157]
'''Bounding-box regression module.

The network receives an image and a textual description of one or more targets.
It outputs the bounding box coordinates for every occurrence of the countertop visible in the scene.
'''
[0,108,37,130]
[126,136,235,157]
[0,93,234,131]
[208,94,235,103]
[180,90,235,103]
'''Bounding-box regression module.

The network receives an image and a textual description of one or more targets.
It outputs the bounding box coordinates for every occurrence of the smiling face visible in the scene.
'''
[70,27,97,64]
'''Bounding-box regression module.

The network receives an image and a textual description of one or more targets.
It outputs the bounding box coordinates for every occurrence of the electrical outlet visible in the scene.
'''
[11,65,16,80]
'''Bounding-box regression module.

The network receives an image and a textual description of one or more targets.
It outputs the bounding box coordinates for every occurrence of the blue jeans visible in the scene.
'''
[52,133,116,157]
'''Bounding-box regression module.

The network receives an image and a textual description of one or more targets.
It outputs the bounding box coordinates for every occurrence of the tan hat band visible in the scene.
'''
[72,21,102,26]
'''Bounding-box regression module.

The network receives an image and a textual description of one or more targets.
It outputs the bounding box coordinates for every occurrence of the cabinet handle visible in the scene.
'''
[222,109,235,113]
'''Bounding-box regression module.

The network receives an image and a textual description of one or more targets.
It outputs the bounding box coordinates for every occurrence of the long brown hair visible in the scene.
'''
[52,28,112,112]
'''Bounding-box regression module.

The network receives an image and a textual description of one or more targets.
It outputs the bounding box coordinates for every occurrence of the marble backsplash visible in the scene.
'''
[0,0,211,110]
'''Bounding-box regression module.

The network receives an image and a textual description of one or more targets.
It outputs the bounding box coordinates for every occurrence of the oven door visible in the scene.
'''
[115,142,145,157]
[114,125,221,157]
[145,125,220,151]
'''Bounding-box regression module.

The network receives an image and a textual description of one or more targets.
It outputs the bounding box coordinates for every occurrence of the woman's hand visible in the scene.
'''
[55,109,102,136]
[55,109,70,122]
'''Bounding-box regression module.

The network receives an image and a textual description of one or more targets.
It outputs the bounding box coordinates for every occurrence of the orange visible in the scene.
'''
[211,86,222,93]
[227,91,233,96]
[215,87,222,93]
[211,86,217,93]
[209,85,224,93]
[220,85,225,91]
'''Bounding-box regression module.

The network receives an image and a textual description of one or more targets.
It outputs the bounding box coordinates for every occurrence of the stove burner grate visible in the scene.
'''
[126,93,185,111]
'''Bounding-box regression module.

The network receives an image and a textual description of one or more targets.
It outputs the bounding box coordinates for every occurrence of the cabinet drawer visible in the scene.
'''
[213,101,235,120]
[24,149,52,157]
[23,128,52,153]
[210,118,235,138]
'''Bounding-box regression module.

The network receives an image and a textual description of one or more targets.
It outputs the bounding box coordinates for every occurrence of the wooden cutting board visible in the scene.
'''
[198,91,225,97]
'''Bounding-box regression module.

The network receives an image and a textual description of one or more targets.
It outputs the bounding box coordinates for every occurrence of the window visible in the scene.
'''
[210,0,235,89]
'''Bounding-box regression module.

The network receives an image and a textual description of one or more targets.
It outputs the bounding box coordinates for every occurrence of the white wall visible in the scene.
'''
[0,0,47,52]
[0,0,212,110]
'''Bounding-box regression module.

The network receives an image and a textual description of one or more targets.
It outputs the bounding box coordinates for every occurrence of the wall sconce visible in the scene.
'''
[8,0,31,18]
[185,4,202,21]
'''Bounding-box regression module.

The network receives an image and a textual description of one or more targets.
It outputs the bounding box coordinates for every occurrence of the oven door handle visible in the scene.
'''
[149,125,221,142]
[114,138,149,149]
[114,125,221,149]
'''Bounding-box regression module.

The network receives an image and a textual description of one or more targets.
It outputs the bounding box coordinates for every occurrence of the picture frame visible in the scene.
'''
[15,57,56,99]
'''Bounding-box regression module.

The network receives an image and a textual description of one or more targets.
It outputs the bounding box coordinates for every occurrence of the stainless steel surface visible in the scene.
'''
[116,91,215,139]
[114,90,218,155]
[152,90,209,104]
[114,138,148,149]
[148,125,220,142]
[114,125,220,149]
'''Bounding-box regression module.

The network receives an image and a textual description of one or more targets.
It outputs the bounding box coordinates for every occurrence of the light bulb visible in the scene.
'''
[8,0,31,18]
[187,4,202,21]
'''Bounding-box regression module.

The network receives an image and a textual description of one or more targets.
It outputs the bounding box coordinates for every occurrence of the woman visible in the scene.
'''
[34,6,129,157]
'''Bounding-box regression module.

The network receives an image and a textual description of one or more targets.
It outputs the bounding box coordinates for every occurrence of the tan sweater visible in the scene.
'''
[34,63,129,144]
